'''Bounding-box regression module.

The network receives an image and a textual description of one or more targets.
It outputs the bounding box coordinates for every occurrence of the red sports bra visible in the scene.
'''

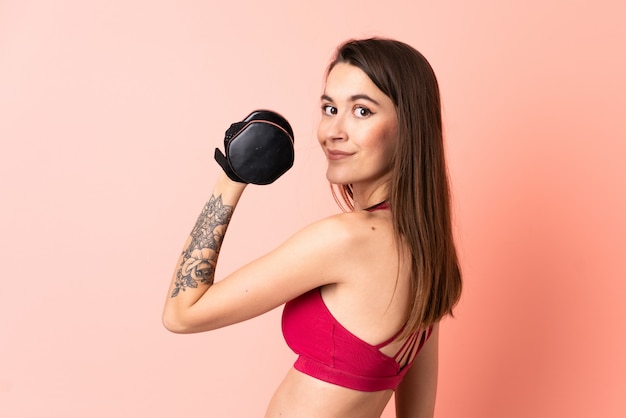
[281,288,433,392]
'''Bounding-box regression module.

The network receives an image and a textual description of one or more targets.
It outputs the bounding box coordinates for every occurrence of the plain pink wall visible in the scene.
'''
[1,1,625,417]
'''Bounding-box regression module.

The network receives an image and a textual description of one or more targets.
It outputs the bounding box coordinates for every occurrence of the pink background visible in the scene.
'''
[1,1,625,417]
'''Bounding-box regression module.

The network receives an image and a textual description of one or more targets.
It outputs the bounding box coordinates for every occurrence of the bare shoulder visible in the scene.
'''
[329,210,395,247]
[293,210,390,252]
[307,210,376,235]
[295,210,396,277]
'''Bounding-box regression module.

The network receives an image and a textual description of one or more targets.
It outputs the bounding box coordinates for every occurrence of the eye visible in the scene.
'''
[353,106,372,118]
[322,105,337,116]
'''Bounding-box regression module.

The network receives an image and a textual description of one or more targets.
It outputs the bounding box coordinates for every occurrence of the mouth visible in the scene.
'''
[327,150,354,161]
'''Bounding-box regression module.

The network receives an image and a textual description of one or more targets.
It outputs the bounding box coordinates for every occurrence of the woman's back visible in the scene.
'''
[317,207,413,356]
[266,206,421,417]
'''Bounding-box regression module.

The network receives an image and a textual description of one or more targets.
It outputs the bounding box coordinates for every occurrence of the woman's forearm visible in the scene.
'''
[163,172,247,332]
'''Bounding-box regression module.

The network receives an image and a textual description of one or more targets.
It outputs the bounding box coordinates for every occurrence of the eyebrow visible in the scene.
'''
[321,93,381,106]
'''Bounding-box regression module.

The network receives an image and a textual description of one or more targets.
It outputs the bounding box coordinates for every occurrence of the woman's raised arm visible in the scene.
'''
[162,173,362,334]
[162,171,247,332]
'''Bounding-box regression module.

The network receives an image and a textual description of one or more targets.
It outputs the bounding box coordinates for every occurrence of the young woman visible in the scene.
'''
[163,38,462,418]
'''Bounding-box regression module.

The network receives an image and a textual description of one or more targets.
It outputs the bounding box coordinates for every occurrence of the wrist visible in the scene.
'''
[217,171,248,192]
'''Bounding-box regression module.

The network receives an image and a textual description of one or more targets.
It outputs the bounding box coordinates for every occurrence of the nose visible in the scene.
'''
[318,113,347,144]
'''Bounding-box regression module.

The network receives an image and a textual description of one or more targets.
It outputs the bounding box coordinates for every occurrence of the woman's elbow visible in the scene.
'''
[162,307,221,334]
[162,308,195,334]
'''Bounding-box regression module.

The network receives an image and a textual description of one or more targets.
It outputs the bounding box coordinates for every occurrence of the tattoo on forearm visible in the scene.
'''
[171,194,234,298]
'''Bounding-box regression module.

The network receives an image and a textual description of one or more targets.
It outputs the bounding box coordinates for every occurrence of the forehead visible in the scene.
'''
[324,63,389,102]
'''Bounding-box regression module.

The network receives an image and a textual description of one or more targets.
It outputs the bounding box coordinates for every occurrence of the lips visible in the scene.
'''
[327,149,354,160]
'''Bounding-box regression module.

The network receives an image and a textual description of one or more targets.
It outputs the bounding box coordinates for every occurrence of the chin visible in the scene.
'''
[325,169,354,186]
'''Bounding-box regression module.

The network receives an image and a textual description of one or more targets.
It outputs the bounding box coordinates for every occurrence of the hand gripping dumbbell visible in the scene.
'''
[214,110,294,185]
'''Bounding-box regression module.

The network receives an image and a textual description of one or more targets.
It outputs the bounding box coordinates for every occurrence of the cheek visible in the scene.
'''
[383,121,399,158]
[371,125,398,161]
[376,143,396,169]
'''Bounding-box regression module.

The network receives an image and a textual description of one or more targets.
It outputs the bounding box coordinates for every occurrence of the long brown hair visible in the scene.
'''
[328,38,462,334]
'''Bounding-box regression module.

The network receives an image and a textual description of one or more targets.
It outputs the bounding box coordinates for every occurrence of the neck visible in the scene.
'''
[363,200,389,211]
[349,175,391,211]
[351,186,390,211]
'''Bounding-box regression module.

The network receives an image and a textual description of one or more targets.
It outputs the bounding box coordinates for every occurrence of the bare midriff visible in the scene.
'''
[265,368,394,418]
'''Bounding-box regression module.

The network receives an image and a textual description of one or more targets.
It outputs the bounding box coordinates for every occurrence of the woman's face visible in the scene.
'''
[317,63,398,193]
